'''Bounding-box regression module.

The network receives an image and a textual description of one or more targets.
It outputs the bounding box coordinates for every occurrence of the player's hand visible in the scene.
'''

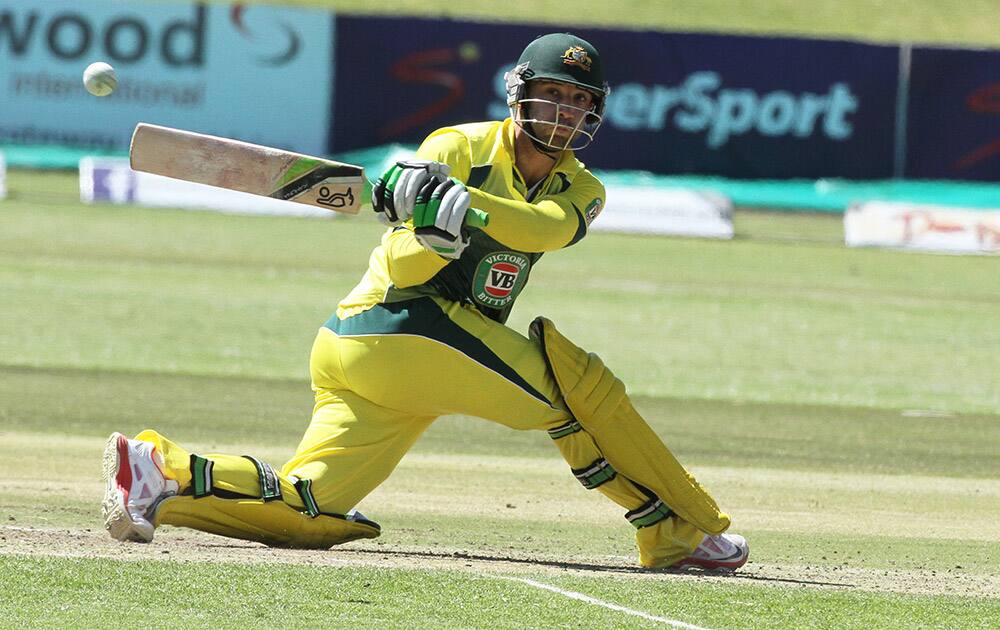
[371,160,450,225]
[412,177,472,259]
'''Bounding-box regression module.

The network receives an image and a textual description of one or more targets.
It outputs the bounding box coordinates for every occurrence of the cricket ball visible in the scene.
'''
[83,62,117,97]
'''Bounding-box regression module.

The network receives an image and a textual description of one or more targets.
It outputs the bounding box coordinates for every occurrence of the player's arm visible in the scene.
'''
[416,131,604,253]
[372,130,471,225]
[414,129,472,181]
[467,172,604,252]
[378,130,473,287]
[381,226,449,288]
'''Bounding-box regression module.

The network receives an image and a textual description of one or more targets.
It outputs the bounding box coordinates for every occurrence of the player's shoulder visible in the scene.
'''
[421,121,505,171]
[551,157,605,231]
[424,121,499,143]
[558,154,604,192]
[435,120,503,141]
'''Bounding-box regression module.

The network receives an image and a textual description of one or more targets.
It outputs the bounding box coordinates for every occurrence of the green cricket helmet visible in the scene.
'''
[505,32,610,151]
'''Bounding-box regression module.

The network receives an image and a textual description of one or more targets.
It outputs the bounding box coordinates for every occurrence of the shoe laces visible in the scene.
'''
[126,440,174,518]
[693,534,736,559]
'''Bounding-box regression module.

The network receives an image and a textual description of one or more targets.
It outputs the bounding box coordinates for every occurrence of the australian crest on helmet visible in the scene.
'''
[561,46,593,71]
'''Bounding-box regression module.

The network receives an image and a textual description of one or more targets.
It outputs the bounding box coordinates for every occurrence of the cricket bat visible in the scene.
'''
[129,123,365,214]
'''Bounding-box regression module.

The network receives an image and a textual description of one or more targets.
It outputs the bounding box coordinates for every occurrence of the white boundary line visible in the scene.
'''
[503,576,717,630]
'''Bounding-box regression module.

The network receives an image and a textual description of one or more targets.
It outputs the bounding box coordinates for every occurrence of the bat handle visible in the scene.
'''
[466,208,489,229]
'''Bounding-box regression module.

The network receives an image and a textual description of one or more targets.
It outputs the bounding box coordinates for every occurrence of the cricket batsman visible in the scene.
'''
[102,33,749,572]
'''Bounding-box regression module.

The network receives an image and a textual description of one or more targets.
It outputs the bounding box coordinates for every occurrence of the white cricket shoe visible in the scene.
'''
[101,432,178,542]
[673,533,749,572]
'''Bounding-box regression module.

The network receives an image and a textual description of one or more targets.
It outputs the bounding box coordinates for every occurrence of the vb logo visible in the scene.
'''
[473,251,530,308]
[486,262,519,298]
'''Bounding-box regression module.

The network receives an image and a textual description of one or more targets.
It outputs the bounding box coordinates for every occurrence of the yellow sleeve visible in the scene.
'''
[379,129,474,285]
[381,225,448,288]
[416,126,605,252]
[414,129,472,181]
[469,171,605,253]
[397,127,606,255]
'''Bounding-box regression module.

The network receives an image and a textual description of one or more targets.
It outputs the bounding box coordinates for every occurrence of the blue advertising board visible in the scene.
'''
[6,4,998,183]
[331,17,900,178]
[906,47,1000,182]
[0,0,333,155]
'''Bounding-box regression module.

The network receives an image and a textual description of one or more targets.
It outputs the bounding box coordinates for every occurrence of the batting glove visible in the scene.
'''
[412,177,472,260]
[372,160,451,225]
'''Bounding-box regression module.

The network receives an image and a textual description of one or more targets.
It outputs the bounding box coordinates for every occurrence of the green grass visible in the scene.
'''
[224,0,1000,47]
[3,556,996,630]
[4,171,999,414]
[3,366,998,480]
[5,1,1000,626]
[2,168,999,628]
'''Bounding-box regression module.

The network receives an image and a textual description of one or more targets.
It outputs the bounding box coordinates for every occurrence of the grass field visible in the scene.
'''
[236,0,1000,47]
[1,169,998,628]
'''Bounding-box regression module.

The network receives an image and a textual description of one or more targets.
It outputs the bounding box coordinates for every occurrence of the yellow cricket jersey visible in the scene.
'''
[337,118,605,324]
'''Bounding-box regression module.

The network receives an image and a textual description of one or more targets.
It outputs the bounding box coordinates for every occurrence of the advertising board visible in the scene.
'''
[0,1,333,155]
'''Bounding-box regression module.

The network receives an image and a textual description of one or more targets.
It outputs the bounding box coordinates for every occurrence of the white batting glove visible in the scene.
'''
[411,177,472,259]
[371,160,451,225]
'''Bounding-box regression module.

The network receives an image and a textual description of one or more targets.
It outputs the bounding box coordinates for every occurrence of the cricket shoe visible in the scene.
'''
[101,432,178,543]
[673,533,749,572]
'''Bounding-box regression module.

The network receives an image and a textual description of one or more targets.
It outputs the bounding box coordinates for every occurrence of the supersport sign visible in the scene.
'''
[333,17,898,179]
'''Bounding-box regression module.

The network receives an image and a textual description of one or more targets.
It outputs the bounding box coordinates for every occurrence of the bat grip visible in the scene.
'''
[367,176,488,228]
[466,208,489,229]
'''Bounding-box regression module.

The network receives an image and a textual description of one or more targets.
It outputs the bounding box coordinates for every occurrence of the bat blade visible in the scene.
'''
[129,123,365,214]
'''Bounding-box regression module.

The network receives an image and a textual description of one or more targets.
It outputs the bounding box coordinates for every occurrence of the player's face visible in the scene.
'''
[524,80,596,142]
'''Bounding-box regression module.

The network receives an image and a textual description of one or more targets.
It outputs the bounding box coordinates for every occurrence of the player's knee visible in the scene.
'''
[546,422,619,491]
[531,317,626,427]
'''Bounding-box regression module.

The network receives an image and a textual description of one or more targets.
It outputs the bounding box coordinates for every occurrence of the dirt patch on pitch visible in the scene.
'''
[1,525,996,599]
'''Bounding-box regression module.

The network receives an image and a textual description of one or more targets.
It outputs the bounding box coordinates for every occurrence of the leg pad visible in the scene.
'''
[157,495,380,549]
[531,316,730,535]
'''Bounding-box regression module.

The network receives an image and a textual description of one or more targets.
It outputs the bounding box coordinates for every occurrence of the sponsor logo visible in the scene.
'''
[317,186,354,208]
[0,5,207,66]
[229,5,301,67]
[900,210,1000,249]
[561,46,592,71]
[492,68,859,148]
[584,197,603,225]
[845,202,1000,253]
[379,42,480,139]
[90,164,137,203]
[472,251,530,308]
[0,4,301,68]
[953,82,1000,172]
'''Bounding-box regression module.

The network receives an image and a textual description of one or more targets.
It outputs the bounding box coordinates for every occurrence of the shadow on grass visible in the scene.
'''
[344,547,854,588]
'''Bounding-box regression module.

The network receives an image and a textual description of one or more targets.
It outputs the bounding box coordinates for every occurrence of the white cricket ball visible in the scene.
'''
[83,62,117,97]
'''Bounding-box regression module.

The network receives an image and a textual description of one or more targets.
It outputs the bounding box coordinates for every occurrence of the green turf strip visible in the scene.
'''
[2,171,998,629]
[546,571,1000,630]
[216,0,1000,47]
[2,366,996,479]
[3,172,999,414]
[0,555,995,630]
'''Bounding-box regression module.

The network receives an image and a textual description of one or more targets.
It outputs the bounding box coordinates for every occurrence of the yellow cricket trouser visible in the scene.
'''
[148,296,705,566]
